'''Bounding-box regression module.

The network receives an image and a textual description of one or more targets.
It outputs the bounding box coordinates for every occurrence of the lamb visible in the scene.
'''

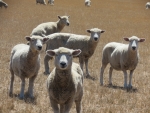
[100,36,145,88]
[146,2,150,9]
[30,15,70,37]
[46,47,83,113]
[0,0,8,8]
[36,0,46,5]
[44,28,105,79]
[9,35,48,99]
[85,0,91,7]
[48,0,54,5]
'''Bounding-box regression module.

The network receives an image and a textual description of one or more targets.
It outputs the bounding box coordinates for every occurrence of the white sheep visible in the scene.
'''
[146,2,150,9]
[44,28,105,79]
[100,36,145,88]
[30,15,70,37]
[85,0,91,7]
[48,0,54,5]
[46,47,83,113]
[9,35,48,99]
[36,0,46,5]
[0,0,8,8]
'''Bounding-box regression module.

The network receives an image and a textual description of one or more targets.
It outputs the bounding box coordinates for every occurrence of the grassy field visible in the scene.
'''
[0,0,150,113]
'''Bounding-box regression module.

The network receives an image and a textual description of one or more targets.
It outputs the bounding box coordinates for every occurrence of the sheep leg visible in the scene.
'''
[79,57,84,73]
[128,70,134,88]
[50,97,59,113]
[44,54,52,75]
[109,67,113,85]
[60,104,65,113]
[85,58,90,78]
[75,100,82,113]
[20,76,25,99]
[28,75,37,98]
[100,63,107,85]
[123,70,128,88]
[9,68,14,97]
[64,99,74,113]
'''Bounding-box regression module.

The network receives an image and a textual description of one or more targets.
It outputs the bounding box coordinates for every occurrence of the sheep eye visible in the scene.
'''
[31,39,35,42]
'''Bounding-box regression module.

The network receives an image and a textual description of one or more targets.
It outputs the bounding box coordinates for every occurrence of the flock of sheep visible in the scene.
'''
[36,0,91,6]
[4,0,148,113]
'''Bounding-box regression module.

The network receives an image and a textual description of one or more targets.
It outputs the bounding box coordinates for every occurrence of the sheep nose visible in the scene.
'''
[38,46,42,50]
[94,37,98,41]
[67,23,70,26]
[60,62,66,68]
[132,46,136,50]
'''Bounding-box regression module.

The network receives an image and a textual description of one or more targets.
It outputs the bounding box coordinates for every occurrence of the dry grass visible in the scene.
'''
[0,0,150,113]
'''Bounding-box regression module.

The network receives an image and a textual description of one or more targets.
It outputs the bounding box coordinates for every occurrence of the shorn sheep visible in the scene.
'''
[44,28,105,79]
[0,0,8,8]
[9,36,48,99]
[100,36,145,88]
[46,47,83,113]
[146,2,150,9]
[85,0,91,7]
[36,0,46,5]
[48,0,54,5]
[30,15,70,37]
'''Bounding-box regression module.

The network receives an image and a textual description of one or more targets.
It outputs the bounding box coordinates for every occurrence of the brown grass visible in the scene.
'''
[0,0,150,113]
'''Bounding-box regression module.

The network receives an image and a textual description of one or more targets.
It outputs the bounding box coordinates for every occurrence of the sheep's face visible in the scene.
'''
[124,36,145,51]
[4,4,8,8]
[85,0,91,6]
[87,28,105,42]
[58,15,70,26]
[26,36,48,52]
[46,47,81,70]
[49,0,54,5]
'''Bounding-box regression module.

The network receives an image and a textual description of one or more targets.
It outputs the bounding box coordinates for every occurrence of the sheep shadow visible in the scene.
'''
[105,84,138,93]
[84,75,96,81]
[13,92,37,104]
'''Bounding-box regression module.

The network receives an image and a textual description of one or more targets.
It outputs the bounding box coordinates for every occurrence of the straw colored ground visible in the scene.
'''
[0,0,150,113]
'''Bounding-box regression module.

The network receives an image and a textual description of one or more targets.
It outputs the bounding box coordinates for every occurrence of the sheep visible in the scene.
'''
[46,47,83,113]
[9,35,48,99]
[48,0,54,5]
[100,36,145,88]
[44,28,105,79]
[146,2,150,9]
[0,0,8,8]
[85,0,91,7]
[36,0,46,5]
[30,15,70,37]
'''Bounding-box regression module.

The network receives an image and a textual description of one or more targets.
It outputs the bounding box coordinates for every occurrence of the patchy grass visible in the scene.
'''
[0,0,150,113]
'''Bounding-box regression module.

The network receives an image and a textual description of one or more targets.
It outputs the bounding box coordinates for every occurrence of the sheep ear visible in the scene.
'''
[101,30,105,33]
[43,37,49,44]
[58,15,61,19]
[124,37,129,41]
[87,29,91,33]
[26,36,31,41]
[139,38,145,42]
[46,50,56,57]
[72,49,81,56]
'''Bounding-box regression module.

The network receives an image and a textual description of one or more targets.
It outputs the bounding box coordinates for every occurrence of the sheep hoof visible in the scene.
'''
[85,75,95,80]
[128,85,132,89]
[108,83,113,86]
[44,71,50,75]
[9,93,13,97]
[19,96,24,100]
[100,83,103,86]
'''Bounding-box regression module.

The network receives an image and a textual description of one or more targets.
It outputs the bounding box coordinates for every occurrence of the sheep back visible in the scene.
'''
[31,22,58,37]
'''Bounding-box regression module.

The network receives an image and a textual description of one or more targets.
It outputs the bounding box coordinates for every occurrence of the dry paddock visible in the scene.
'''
[0,0,150,113]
